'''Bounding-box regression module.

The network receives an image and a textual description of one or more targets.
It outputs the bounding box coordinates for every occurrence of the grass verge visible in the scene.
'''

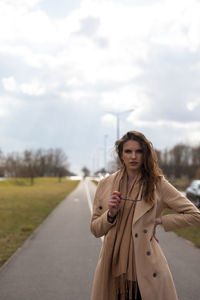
[91,180,98,185]
[168,178,190,191]
[0,177,79,267]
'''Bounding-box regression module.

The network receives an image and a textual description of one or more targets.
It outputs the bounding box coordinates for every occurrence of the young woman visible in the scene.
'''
[90,131,200,300]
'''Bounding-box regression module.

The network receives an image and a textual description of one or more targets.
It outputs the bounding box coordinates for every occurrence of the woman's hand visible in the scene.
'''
[150,218,162,243]
[108,191,121,217]
[155,217,162,226]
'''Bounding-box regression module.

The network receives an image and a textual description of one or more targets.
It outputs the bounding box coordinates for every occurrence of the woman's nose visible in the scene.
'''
[131,152,136,159]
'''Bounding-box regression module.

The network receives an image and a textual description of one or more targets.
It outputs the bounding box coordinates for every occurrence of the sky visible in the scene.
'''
[0,0,200,175]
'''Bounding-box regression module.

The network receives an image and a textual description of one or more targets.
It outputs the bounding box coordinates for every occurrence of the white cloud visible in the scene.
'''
[187,99,200,111]
[2,0,40,9]
[132,120,200,130]
[100,86,148,113]
[20,79,45,96]
[2,76,17,92]
[59,90,92,101]
[0,1,80,44]
[0,107,7,117]
[187,130,200,143]
[0,95,21,117]
[101,113,116,125]
[2,76,45,96]
[0,45,42,68]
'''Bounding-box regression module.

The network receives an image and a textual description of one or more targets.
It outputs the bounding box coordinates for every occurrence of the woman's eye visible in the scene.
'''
[124,149,131,153]
[137,149,143,153]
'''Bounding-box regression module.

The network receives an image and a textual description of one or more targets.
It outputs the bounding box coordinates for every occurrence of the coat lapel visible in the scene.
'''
[132,195,154,225]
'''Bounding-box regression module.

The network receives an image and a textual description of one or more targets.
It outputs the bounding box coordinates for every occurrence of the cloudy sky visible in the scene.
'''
[0,0,200,175]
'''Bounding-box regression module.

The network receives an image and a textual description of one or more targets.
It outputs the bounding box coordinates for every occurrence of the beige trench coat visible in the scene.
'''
[90,172,200,300]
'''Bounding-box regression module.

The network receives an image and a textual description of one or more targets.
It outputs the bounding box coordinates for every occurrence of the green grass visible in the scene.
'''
[169,178,190,191]
[163,209,200,248]
[91,180,98,185]
[0,177,79,267]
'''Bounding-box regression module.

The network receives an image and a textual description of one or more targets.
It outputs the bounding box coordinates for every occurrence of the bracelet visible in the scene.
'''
[107,211,117,223]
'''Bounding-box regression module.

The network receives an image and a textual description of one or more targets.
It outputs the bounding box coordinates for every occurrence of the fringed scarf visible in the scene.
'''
[111,167,143,300]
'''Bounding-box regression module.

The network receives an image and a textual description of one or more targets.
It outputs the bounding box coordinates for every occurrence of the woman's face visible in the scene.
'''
[121,140,143,173]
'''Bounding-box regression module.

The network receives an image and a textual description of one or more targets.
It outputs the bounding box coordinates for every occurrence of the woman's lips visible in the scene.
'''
[130,162,138,165]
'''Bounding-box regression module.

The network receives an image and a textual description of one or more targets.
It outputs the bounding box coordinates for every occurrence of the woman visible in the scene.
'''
[90,131,200,300]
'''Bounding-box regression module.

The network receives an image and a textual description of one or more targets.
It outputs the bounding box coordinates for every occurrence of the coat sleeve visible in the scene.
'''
[90,179,117,238]
[160,178,200,232]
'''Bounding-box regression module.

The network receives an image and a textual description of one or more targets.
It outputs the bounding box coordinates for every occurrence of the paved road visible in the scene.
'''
[0,179,199,300]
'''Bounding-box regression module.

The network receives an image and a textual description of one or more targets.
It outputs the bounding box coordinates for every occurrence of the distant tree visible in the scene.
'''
[52,148,69,182]
[5,152,22,178]
[34,149,47,177]
[36,148,70,181]
[22,150,38,185]
[94,168,107,176]
[4,148,71,184]
[192,145,200,166]
[196,167,200,179]
[0,150,5,177]
[82,166,90,178]
[157,143,200,180]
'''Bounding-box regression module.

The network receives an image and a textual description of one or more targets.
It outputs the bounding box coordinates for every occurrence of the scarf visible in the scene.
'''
[111,167,143,300]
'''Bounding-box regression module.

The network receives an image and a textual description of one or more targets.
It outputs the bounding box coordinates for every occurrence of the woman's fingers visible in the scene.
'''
[108,191,122,217]
[109,199,120,208]
[150,219,160,243]
[111,192,121,201]
[109,192,121,214]
[150,234,159,243]
[112,191,122,198]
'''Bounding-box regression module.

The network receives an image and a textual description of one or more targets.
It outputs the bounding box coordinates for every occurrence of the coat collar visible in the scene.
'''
[132,190,154,225]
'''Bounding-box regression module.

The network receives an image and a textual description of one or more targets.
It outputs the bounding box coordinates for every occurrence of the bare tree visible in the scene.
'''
[0,150,5,177]
[157,143,200,180]
[22,150,38,185]
[4,148,70,183]
[5,152,22,178]
[82,166,90,178]
[52,148,69,181]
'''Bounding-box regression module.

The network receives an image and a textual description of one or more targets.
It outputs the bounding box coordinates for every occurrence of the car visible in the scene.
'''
[186,180,200,208]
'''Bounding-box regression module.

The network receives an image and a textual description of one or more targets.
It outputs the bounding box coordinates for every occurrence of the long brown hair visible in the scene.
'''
[115,131,163,203]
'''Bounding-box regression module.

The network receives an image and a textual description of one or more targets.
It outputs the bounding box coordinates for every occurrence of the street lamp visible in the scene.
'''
[107,109,134,140]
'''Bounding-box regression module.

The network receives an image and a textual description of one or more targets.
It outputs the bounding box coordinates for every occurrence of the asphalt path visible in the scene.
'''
[0,178,199,300]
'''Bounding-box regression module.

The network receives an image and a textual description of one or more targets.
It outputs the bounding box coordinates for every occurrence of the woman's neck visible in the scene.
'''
[126,169,140,182]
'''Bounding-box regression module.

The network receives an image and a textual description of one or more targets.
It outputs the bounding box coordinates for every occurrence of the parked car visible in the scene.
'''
[186,180,200,208]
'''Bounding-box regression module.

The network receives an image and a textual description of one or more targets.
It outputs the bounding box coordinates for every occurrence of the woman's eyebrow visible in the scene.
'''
[124,148,142,151]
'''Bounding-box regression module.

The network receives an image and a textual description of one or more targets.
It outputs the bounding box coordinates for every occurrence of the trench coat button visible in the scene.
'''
[135,233,138,238]
[153,272,157,277]
[99,206,103,210]
[143,229,147,233]
[146,251,151,256]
